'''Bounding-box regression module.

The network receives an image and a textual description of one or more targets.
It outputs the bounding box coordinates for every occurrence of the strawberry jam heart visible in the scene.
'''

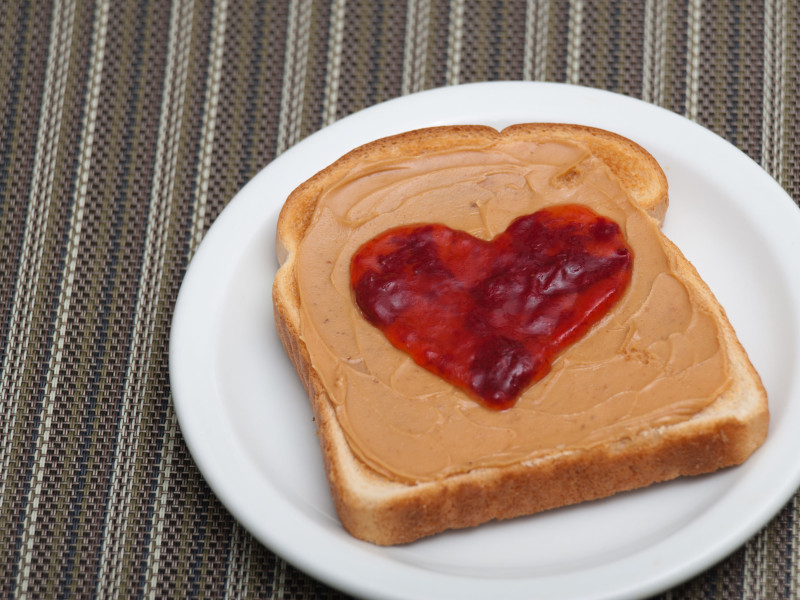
[350,204,634,410]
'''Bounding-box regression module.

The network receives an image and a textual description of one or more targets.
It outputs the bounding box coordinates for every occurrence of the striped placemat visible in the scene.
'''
[1,1,798,598]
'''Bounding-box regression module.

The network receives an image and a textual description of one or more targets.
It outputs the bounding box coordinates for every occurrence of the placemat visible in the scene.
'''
[1,1,798,598]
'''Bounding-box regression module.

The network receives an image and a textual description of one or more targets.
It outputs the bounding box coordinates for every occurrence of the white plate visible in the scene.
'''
[170,82,800,600]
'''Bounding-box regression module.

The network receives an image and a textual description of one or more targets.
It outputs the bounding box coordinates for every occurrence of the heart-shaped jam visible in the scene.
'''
[350,204,633,410]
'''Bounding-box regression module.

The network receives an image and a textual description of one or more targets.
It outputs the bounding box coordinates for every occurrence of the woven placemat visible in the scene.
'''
[1,1,798,598]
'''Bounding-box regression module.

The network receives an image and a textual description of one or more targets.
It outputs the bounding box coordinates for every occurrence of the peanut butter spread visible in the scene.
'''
[293,137,729,483]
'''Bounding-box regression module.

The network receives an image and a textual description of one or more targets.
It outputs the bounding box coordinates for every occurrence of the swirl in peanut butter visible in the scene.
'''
[294,138,729,483]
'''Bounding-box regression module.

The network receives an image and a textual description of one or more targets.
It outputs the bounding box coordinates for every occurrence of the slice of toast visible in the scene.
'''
[272,123,768,545]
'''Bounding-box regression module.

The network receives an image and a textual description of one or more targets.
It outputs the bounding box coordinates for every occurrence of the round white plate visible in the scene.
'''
[170,82,800,600]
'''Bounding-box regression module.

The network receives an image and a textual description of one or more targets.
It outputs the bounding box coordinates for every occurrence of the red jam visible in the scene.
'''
[350,204,634,410]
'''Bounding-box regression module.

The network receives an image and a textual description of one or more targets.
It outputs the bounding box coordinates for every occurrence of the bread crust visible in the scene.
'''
[273,123,768,545]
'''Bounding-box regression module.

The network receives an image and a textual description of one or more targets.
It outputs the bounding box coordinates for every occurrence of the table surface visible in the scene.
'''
[2,1,798,599]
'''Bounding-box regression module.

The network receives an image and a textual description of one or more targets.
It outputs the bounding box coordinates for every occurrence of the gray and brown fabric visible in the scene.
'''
[1,1,798,598]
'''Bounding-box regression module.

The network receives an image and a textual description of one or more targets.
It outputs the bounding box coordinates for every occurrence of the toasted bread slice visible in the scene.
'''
[273,124,768,545]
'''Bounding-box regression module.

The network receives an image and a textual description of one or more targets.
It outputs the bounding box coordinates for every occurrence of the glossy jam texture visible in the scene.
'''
[350,204,634,410]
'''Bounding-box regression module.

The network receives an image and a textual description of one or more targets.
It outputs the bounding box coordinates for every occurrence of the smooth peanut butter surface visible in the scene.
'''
[293,137,729,483]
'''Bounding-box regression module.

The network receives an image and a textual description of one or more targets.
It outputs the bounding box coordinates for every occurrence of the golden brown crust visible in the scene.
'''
[276,124,669,261]
[272,123,768,545]
[333,415,765,545]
